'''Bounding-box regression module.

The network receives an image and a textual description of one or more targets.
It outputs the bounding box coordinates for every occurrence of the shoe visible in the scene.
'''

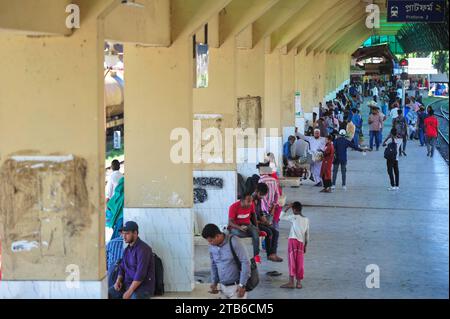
[399,152,403,157]
[315,182,323,187]
[387,186,396,191]
[402,151,407,156]
[254,255,261,264]
[331,185,336,190]
[394,186,399,190]
[342,186,347,191]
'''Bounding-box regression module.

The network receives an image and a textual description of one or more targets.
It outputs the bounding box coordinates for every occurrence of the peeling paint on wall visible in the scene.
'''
[0,153,95,280]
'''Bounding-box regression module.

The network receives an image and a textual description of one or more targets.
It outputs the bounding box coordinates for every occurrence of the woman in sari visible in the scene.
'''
[105,176,124,241]
[320,136,335,193]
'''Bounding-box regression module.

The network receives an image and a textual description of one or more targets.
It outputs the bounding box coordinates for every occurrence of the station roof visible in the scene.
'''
[352,44,397,62]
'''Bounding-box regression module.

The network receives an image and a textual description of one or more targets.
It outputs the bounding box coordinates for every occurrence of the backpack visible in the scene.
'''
[229,236,259,292]
[384,139,397,161]
[394,118,407,136]
[153,253,165,296]
[108,258,122,290]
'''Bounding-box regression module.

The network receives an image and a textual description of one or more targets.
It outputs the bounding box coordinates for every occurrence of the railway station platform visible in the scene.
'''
[192,99,449,299]
[0,1,448,300]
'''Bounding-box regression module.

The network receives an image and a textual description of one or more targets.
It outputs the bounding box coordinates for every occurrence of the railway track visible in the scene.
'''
[428,98,449,163]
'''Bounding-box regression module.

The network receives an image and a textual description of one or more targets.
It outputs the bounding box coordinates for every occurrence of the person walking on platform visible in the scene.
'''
[351,108,362,147]
[424,108,439,157]
[332,130,364,190]
[417,105,427,146]
[368,104,384,151]
[393,109,408,156]
[319,135,334,193]
[382,128,403,191]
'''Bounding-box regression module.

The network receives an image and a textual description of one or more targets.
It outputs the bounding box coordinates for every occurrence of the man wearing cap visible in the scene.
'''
[110,221,155,299]
[332,130,364,190]
[297,129,326,187]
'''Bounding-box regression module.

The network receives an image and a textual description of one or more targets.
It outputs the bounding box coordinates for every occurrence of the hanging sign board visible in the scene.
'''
[387,0,445,22]
[113,131,121,150]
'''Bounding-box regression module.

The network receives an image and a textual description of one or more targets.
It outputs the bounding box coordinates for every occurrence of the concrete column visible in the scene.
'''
[123,38,195,292]
[0,1,109,299]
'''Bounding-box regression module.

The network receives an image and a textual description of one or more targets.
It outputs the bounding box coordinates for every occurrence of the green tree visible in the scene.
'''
[432,51,449,75]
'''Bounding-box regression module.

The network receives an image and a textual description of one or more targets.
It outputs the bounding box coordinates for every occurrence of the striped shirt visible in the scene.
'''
[258,175,280,212]
[106,236,124,272]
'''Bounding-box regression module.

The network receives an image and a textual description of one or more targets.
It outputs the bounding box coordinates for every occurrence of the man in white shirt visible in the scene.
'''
[297,129,326,187]
[372,85,379,102]
[390,105,400,120]
[106,160,123,204]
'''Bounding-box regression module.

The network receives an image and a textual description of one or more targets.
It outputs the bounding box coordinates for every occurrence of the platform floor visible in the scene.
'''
[194,100,449,299]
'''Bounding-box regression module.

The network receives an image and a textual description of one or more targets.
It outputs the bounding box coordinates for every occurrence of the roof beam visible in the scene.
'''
[0,0,73,36]
[330,22,370,53]
[219,0,281,45]
[171,0,232,41]
[339,30,372,54]
[252,0,309,45]
[289,0,362,53]
[325,18,367,53]
[270,0,346,50]
[314,9,366,54]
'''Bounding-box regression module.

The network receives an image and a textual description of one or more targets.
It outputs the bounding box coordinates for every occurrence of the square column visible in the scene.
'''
[124,38,194,292]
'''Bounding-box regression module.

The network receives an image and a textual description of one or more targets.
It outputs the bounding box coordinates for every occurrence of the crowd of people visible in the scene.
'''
[203,157,310,298]
[101,77,440,299]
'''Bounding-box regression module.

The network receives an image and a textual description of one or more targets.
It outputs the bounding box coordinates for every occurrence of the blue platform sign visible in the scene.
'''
[387,0,445,22]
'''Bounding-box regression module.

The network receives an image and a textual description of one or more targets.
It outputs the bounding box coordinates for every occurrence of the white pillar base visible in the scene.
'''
[0,277,107,299]
[193,171,236,232]
[124,208,194,292]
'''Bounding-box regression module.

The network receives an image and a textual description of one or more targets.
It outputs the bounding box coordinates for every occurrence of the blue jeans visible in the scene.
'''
[230,224,260,257]
[108,286,152,299]
[419,128,425,146]
[369,131,381,149]
[353,131,360,147]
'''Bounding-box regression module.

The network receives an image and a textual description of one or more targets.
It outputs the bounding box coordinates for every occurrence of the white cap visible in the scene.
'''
[339,129,346,136]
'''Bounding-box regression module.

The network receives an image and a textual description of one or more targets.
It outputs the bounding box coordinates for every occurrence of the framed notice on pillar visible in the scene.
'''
[294,91,304,129]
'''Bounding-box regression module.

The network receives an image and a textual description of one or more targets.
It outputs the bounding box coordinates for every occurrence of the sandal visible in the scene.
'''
[280,283,295,289]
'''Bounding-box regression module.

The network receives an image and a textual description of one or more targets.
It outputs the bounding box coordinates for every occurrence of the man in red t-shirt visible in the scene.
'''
[228,191,260,260]
[424,109,439,157]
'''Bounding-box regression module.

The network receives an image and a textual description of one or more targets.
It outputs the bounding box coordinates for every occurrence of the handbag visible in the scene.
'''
[229,236,259,292]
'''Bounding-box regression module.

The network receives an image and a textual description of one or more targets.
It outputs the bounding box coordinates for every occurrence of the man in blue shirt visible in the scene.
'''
[417,105,427,146]
[332,130,363,190]
[203,224,251,299]
[110,221,155,299]
[282,135,296,167]
[106,233,124,289]
[350,108,362,147]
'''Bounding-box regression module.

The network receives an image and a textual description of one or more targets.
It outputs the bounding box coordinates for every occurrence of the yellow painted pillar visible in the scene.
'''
[0,0,110,298]
[123,38,195,292]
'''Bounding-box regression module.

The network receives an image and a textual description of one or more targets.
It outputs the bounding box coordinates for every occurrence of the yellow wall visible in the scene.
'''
[124,39,194,208]
[0,0,72,35]
[0,0,109,280]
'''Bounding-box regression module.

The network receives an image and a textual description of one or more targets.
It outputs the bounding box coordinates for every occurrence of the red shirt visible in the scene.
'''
[228,201,255,226]
[424,116,438,138]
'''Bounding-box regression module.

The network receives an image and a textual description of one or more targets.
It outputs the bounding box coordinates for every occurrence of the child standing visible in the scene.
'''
[280,202,309,289]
